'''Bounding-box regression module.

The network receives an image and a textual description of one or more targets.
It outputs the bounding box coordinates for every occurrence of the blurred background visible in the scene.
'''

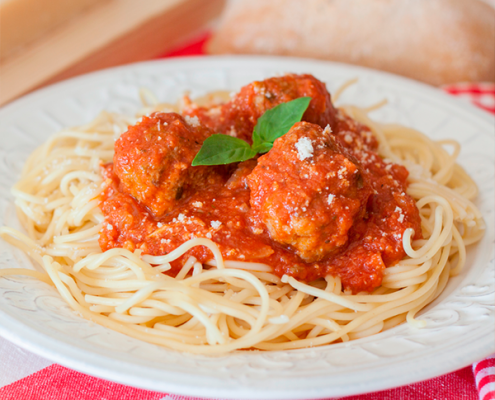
[0,0,494,107]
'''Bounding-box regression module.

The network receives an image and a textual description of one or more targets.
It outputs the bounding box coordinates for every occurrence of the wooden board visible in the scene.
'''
[0,0,226,106]
[0,0,108,61]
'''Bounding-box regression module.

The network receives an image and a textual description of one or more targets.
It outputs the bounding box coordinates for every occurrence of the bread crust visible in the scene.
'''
[207,0,495,86]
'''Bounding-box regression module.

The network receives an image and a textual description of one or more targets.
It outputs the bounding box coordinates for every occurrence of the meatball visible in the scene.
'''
[247,122,372,263]
[184,74,337,143]
[113,112,220,218]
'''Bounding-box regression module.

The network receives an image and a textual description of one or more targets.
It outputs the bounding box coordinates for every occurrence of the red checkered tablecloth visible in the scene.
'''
[0,34,494,400]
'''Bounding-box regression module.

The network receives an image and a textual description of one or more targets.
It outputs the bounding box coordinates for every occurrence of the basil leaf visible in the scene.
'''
[252,142,273,154]
[193,96,312,166]
[253,97,311,145]
[192,134,257,166]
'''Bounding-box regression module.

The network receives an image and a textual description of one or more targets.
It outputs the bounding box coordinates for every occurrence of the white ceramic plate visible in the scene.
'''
[0,56,493,400]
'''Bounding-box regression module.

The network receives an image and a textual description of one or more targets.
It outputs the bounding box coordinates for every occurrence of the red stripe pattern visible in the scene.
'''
[0,364,480,400]
[443,82,495,114]
[0,364,165,400]
[474,356,495,400]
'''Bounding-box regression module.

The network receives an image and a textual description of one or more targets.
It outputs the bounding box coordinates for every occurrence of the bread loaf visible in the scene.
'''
[207,0,495,86]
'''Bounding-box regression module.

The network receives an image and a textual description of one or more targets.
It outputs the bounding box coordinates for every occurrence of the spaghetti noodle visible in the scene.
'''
[0,80,485,354]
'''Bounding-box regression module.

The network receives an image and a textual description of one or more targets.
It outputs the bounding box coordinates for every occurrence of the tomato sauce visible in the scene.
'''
[99,75,421,293]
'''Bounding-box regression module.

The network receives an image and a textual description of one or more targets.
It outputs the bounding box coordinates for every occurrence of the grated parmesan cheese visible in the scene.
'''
[211,220,222,229]
[337,166,347,179]
[327,194,335,204]
[184,115,200,128]
[295,137,314,161]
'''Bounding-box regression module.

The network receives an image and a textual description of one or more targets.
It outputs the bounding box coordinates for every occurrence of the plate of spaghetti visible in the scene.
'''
[0,56,493,399]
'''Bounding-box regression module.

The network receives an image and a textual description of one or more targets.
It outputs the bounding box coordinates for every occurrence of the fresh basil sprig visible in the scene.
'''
[192,97,311,166]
